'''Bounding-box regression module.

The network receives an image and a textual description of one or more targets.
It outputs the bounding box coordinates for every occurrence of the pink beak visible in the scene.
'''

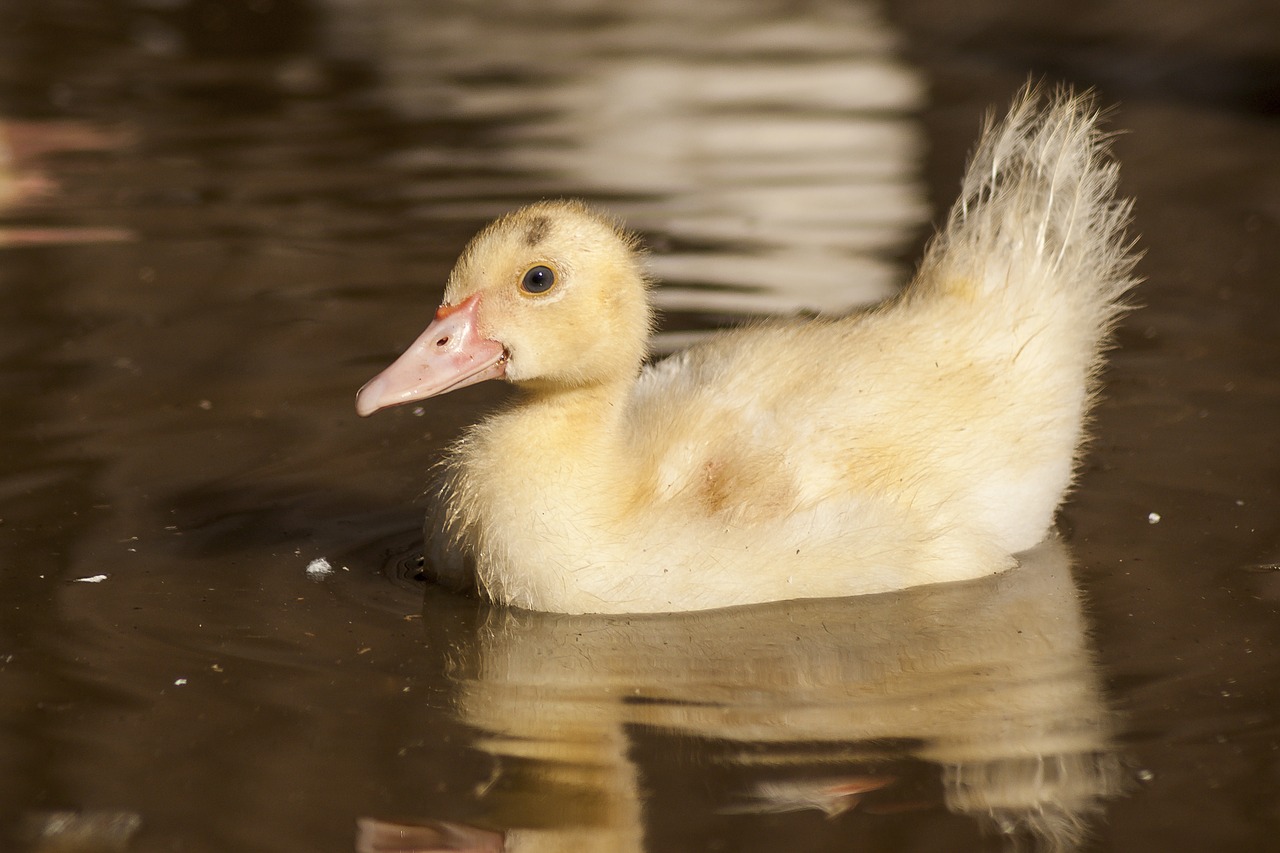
[355,294,507,417]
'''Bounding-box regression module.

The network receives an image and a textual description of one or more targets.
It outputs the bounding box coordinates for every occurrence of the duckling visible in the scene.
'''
[356,86,1138,614]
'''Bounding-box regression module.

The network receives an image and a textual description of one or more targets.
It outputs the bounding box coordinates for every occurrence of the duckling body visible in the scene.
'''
[358,88,1138,614]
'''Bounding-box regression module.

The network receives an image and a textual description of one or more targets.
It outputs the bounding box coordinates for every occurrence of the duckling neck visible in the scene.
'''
[514,375,631,439]
[452,375,642,608]
[470,376,638,500]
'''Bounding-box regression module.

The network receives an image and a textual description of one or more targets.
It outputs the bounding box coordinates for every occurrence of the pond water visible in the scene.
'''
[1,1,1278,851]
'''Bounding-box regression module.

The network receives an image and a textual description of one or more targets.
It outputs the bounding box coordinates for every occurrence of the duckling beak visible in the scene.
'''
[356,293,507,417]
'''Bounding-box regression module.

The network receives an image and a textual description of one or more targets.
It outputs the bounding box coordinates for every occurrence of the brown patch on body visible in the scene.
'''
[523,215,552,247]
[697,453,795,522]
[700,459,732,515]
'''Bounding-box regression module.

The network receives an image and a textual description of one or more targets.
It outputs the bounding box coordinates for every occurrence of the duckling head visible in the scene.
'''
[356,200,652,416]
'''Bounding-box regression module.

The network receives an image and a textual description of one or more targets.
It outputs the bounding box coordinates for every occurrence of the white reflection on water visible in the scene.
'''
[322,0,927,330]
[438,539,1121,853]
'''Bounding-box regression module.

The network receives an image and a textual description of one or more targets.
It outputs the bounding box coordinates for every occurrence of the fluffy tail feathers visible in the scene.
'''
[918,85,1140,339]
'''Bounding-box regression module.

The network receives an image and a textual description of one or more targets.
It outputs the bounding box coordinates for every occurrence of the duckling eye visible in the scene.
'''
[520,265,556,295]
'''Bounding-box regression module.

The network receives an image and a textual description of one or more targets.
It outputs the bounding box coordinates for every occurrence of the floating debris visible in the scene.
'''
[1147,512,1161,524]
[305,557,334,580]
[73,574,110,584]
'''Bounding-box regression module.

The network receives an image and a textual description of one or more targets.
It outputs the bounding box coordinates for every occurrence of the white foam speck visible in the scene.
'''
[74,574,110,583]
[306,557,333,580]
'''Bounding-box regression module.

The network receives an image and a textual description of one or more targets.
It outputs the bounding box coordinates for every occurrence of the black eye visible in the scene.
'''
[520,265,555,294]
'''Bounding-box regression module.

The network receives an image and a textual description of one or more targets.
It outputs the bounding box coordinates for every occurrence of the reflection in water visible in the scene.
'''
[429,539,1121,852]
[323,0,927,329]
[0,119,134,246]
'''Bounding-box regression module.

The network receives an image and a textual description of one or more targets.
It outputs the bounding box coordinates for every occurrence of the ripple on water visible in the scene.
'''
[345,0,930,324]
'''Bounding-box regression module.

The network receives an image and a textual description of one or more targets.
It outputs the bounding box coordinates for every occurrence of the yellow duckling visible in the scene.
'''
[357,87,1138,614]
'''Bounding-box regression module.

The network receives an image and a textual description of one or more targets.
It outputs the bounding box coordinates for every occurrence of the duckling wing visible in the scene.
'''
[626,321,857,524]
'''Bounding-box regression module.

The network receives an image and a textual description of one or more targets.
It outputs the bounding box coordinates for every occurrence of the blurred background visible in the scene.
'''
[0,1,1277,851]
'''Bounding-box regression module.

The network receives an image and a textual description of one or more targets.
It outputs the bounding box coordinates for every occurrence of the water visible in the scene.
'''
[1,1,1278,851]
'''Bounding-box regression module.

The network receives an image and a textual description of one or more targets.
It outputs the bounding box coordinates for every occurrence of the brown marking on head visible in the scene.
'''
[523,215,552,247]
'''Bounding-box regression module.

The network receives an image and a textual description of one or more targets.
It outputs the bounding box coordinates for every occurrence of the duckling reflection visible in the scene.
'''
[433,538,1121,852]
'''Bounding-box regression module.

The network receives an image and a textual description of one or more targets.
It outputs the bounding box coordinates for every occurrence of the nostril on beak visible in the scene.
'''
[436,336,449,347]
